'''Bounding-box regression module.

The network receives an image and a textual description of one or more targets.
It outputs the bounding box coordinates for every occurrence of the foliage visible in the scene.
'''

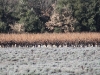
[9,23,25,33]
[0,21,7,32]
[0,0,100,33]
[17,0,43,33]
[54,27,62,33]
[56,0,100,32]
[68,0,100,32]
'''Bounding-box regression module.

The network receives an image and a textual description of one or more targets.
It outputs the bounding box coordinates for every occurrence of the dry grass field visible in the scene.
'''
[0,33,100,47]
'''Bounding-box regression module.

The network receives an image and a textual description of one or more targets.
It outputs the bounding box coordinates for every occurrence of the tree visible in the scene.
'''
[17,0,43,33]
[68,0,100,32]
[94,0,100,31]
[0,22,7,33]
[0,0,19,32]
[45,0,77,32]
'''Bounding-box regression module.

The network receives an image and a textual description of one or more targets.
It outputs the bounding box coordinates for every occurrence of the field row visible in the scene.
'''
[0,33,100,47]
[0,47,100,75]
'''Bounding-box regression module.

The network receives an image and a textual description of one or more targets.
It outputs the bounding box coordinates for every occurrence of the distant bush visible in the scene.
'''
[9,23,25,33]
[54,27,62,33]
[0,21,10,33]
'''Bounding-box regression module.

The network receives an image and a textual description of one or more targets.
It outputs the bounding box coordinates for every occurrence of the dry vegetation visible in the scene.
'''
[0,33,100,47]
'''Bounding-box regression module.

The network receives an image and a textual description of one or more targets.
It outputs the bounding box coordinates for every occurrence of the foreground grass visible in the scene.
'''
[0,32,100,47]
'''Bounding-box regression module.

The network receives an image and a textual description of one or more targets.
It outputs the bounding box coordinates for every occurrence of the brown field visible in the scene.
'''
[0,33,100,47]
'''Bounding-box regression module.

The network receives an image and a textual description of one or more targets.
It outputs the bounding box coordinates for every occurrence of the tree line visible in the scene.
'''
[0,0,100,33]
